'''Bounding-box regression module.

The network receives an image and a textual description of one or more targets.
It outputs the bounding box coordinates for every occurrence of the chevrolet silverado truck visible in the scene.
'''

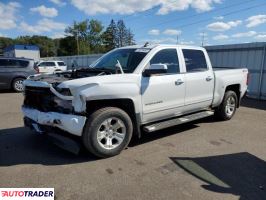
[22,44,248,158]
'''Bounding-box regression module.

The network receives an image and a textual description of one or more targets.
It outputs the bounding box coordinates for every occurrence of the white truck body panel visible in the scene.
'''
[23,44,248,137]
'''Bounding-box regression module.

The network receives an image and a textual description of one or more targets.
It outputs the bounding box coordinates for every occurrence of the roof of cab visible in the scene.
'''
[119,44,204,50]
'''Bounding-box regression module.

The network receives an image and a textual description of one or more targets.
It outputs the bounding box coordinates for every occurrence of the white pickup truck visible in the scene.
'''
[22,44,248,157]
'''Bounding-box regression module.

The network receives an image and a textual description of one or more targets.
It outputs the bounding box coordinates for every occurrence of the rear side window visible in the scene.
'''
[45,62,56,67]
[9,59,29,68]
[0,59,29,68]
[18,60,30,67]
[57,62,65,66]
[182,49,208,72]
[150,49,179,74]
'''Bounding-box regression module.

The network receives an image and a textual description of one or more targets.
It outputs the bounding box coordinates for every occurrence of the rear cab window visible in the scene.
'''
[182,49,208,72]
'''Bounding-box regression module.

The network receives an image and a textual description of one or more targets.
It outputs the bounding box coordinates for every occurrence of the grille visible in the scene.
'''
[23,86,72,113]
[24,86,57,112]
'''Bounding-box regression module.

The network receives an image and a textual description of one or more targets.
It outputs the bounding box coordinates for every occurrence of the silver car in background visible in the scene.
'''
[0,57,37,92]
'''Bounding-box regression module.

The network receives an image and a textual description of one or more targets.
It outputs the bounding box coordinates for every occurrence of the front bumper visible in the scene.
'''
[22,106,86,136]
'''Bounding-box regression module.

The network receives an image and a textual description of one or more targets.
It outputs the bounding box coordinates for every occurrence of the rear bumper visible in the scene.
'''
[22,106,86,136]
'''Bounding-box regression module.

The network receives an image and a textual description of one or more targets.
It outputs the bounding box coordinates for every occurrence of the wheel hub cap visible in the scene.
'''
[97,117,126,150]
[225,96,236,116]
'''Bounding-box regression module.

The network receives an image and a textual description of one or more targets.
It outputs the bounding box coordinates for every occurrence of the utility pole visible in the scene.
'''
[176,35,179,44]
[75,29,79,55]
[201,32,205,47]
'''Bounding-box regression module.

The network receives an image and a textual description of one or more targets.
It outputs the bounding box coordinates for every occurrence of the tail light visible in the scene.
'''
[246,72,249,86]
[34,66,39,74]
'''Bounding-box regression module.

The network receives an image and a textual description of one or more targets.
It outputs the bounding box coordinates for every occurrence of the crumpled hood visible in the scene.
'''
[58,73,140,89]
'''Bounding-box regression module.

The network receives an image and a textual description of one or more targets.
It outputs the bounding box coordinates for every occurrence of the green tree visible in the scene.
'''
[0,37,14,55]
[65,20,90,55]
[125,29,135,46]
[116,20,135,47]
[88,19,104,53]
[117,20,127,47]
[57,36,76,56]
[103,19,118,51]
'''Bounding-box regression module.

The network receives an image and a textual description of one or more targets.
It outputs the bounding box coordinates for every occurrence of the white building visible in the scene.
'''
[4,45,40,61]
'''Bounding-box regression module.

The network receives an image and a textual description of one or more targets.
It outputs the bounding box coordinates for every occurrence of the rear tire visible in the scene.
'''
[12,78,25,92]
[215,91,238,120]
[82,107,133,158]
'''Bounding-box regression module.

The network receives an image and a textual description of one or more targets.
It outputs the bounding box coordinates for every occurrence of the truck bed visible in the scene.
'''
[213,67,243,71]
[212,67,248,108]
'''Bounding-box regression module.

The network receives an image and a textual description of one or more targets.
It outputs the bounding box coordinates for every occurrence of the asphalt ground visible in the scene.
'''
[0,91,266,200]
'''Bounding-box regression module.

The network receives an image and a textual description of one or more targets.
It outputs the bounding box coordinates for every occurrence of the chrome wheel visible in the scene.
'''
[97,117,126,150]
[14,79,24,92]
[225,96,236,116]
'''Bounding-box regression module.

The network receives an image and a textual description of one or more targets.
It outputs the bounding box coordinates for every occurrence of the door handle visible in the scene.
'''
[206,76,213,81]
[175,79,184,85]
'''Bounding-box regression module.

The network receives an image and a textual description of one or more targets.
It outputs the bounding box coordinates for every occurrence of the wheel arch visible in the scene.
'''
[225,84,241,107]
[11,76,27,89]
[86,98,142,138]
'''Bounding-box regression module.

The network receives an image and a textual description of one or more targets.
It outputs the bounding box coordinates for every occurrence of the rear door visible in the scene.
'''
[38,62,56,73]
[141,48,185,123]
[57,61,67,71]
[181,48,214,112]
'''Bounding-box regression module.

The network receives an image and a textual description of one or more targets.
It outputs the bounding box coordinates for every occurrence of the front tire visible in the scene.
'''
[215,91,238,120]
[12,78,25,92]
[82,107,133,158]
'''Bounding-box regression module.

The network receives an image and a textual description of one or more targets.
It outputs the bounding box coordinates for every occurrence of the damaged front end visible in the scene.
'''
[22,79,87,136]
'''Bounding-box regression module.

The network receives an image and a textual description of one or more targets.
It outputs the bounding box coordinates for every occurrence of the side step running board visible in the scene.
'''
[143,111,214,133]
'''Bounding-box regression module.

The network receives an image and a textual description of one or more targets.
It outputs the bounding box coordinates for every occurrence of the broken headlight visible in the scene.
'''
[54,87,72,96]
[54,97,73,113]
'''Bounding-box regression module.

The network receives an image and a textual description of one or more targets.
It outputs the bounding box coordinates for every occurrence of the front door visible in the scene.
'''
[141,48,185,123]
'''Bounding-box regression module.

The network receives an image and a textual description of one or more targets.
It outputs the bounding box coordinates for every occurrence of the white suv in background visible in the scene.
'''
[37,61,67,73]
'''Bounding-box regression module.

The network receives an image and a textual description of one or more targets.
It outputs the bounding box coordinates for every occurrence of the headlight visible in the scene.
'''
[55,87,72,96]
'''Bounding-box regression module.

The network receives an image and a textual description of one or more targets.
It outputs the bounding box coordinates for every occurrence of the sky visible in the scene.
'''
[0,0,266,46]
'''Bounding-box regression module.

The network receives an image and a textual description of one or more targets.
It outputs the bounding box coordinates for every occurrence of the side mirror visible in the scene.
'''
[143,64,168,76]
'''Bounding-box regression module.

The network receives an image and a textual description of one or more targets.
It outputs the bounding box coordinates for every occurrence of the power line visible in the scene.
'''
[124,0,255,23]
[135,1,266,33]
[118,0,178,21]
[134,0,257,31]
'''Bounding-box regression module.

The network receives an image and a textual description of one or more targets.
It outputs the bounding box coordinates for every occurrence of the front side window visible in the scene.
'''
[92,48,149,73]
[150,49,179,74]
[38,62,46,67]
[182,49,208,72]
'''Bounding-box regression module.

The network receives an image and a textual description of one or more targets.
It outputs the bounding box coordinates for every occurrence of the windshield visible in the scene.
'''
[92,48,149,73]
